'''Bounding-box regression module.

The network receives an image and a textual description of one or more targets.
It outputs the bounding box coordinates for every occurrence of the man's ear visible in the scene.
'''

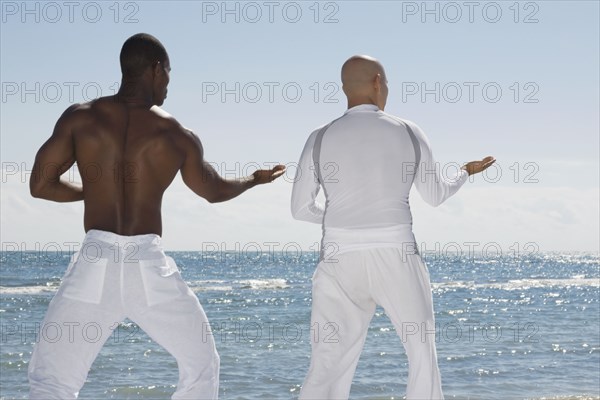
[152,61,163,77]
[374,73,382,93]
[342,84,349,97]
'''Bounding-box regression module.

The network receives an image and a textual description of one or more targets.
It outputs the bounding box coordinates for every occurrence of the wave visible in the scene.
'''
[432,277,599,291]
[188,279,232,292]
[0,283,59,295]
[2,277,596,296]
[237,279,289,289]
[1,278,290,295]
[190,278,289,291]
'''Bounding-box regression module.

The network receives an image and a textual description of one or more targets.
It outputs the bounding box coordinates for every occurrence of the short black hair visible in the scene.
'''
[120,33,168,78]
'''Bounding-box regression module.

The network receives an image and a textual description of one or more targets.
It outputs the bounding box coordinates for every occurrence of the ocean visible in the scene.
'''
[1,250,598,399]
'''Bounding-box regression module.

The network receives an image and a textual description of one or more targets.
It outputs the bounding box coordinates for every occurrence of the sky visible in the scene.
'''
[1,0,599,254]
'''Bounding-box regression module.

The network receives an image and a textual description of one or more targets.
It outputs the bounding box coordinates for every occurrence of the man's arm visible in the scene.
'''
[290,130,325,223]
[30,105,84,202]
[407,120,495,206]
[179,128,284,203]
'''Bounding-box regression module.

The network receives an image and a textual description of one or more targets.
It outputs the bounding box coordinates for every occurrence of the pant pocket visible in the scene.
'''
[61,255,108,304]
[139,256,184,307]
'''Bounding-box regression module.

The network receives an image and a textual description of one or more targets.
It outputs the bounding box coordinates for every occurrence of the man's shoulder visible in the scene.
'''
[149,105,175,120]
[305,122,331,144]
[378,112,425,134]
[310,114,347,137]
[146,107,199,148]
[377,110,410,125]
[147,106,192,134]
[312,121,331,134]
[55,101,98,126]
[61,97,115,120]
[148,106,183,127]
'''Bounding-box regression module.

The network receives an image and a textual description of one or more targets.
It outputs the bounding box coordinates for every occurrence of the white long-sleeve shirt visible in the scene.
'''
[291,104,468,256]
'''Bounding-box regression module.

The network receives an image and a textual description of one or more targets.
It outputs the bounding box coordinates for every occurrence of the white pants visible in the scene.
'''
[299,247,444,400]
[28,230,220,399]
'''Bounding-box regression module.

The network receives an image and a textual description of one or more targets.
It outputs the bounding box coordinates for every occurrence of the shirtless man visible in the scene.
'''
[291,55,495,399]
[28,33,284,399]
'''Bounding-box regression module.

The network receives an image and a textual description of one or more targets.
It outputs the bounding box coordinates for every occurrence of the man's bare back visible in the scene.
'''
[33,96,186,235]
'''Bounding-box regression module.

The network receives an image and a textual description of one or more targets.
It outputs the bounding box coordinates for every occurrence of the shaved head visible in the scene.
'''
[341,55,388,110]
[341,55,384,91]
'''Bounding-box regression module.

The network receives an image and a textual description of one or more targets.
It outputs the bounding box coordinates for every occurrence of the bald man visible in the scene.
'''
[291,55,495,399]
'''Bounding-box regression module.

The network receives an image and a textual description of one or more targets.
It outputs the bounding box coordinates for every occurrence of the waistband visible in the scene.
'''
[322,224,417,256]
[84,229,162,247]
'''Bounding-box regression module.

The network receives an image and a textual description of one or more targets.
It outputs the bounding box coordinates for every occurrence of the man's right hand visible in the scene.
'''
[462,156,496,176]
[252,165,286,185]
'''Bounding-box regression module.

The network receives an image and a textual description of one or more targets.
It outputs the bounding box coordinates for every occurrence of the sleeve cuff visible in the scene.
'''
[457,168,469,185]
